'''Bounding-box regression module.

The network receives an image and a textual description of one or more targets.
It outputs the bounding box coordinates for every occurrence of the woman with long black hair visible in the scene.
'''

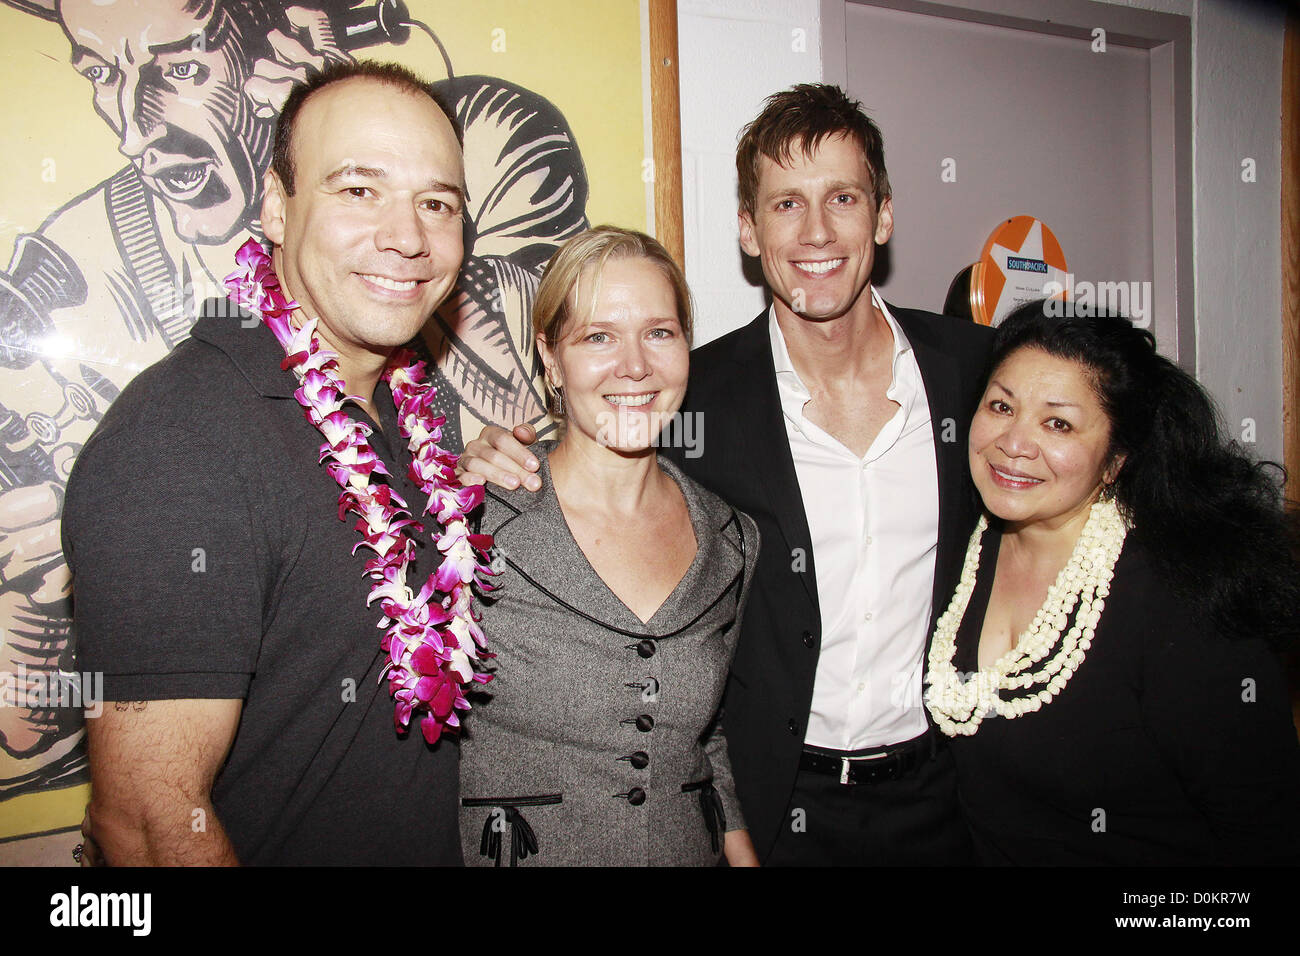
[926,299,1300,865]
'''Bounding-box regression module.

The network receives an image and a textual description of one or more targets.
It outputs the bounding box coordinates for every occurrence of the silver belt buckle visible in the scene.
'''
[842,750,890,784]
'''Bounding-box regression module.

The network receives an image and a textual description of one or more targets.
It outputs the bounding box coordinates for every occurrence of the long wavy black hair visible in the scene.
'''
[985,300,1300,651]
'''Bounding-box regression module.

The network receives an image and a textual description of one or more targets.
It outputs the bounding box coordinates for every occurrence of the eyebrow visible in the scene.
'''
[322,164,467,203]
[70,34,197,66]
[148,35,204,56]
[989,381,1080,409]
[763,180,866,200]
[761,188,809,206]
[323,163,388,185]
[424,180,468,205]
[69,45,103,66]
[584,316,682,328]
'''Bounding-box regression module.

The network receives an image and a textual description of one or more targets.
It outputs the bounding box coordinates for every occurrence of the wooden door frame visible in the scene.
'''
[1283,9,1298,506]
[649,0,685,267]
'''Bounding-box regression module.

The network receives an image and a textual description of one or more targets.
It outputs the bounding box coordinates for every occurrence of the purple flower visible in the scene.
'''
[230,235,492,743]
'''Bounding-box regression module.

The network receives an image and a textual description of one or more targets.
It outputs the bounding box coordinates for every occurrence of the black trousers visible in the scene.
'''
[766,743,974,866]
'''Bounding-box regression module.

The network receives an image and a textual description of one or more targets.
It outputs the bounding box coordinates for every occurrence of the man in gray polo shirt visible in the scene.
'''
[62,61,469,865]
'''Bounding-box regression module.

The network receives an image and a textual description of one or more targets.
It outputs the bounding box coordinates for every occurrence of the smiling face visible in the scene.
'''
[60,0,270,244]
[738,133,893,325]
[969,347,1123,535]
[260,77,465,378]
[538,256,689,457]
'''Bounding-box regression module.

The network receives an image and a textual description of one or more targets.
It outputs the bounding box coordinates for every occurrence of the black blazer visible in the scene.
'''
[665,305,994,860]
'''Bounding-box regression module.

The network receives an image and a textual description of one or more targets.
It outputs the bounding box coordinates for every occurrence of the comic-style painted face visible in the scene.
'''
[60,0,270,244]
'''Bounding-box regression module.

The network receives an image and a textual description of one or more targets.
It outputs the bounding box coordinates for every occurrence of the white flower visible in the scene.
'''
[925,498,1128,735]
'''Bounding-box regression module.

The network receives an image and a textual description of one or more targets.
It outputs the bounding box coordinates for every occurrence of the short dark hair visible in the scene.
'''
[985,301,1300,651]
[271,60,460,196]
[736,83,891,216]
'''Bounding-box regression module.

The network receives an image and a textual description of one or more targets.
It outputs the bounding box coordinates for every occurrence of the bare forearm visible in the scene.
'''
[88,796,239,866]
[85,697,243,866]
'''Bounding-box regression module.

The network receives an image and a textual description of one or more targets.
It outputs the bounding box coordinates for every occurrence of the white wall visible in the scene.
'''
[678,0,823,344]
[1092,0,1287,466]
[677,0,1287,463]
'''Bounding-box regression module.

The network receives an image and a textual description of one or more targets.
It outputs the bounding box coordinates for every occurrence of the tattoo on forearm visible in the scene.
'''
[112,701,148,712]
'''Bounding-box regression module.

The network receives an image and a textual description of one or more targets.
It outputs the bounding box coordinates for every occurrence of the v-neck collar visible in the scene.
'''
[486,441,747,638]
[953,521,1003,675]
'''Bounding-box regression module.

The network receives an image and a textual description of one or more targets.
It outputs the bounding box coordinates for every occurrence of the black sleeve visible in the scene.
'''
[63,424,266,700]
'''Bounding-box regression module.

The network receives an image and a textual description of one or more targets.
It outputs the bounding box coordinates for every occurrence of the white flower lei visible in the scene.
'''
[925,497,1128,736]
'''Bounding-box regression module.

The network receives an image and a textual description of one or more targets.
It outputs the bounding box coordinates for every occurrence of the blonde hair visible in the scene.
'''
[533,226,693,416]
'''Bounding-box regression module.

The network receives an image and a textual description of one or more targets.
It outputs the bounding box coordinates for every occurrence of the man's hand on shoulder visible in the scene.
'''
[456,423,542,492]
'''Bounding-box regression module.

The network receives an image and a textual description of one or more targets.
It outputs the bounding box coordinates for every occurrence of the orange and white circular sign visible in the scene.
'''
[972,216,1068,326]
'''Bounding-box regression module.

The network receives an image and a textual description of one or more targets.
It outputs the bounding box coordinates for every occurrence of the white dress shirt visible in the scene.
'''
[769,290,938,751]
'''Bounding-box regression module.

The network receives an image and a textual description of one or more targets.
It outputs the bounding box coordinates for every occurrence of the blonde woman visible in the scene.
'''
[459,226,760,866]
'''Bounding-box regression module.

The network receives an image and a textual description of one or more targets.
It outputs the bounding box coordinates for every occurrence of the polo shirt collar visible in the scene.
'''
[191,297,298,399]
[191,298,409,448]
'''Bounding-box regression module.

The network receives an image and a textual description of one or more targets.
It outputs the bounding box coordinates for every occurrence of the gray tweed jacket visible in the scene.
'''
[459,443,759,866]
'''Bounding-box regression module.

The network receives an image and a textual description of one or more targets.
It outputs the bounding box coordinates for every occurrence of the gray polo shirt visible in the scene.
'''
[64,298,461,865]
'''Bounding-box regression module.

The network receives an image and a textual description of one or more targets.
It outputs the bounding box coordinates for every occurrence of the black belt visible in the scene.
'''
[799,731,941,785]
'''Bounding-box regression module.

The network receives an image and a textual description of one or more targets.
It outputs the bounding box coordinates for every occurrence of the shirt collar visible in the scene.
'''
[190,298,408,440]
[191,297,299,399]
[767,287,915,401]
[485,441,749,638]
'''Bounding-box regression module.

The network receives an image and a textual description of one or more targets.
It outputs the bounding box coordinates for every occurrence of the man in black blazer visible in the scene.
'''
[679,310,989,864]
[461,84,992,865]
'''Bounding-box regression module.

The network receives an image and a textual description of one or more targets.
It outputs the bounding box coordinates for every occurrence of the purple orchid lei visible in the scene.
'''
[224,238,494,744]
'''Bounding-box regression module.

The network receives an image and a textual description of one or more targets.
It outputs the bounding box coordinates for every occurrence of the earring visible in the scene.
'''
[548,378,564,417]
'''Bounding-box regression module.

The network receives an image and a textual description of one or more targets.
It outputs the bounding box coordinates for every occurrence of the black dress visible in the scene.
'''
[945,523,1300,865]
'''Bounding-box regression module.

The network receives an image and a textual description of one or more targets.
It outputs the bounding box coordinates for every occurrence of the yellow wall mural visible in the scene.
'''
[0,0,648,864]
